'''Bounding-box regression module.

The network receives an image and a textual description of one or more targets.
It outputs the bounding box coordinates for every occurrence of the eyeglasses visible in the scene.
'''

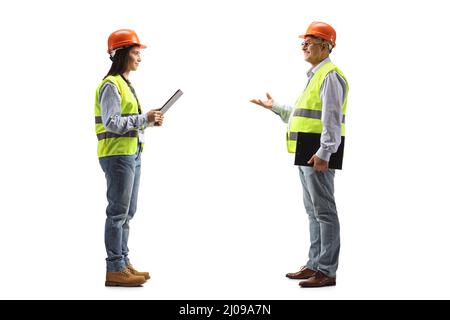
[301,40,323,47]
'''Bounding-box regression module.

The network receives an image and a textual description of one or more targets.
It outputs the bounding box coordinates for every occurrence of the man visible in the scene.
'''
[250,21,348,288]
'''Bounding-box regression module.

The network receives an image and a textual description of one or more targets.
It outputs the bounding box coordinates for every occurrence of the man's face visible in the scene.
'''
[128,47,142,72]
[301,36,327,65]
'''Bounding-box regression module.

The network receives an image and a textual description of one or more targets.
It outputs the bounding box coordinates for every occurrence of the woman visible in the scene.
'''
[94,29,163,287]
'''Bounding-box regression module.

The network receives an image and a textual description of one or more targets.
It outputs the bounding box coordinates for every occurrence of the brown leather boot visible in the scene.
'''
[126,264,150,280]
[105,268,146,287]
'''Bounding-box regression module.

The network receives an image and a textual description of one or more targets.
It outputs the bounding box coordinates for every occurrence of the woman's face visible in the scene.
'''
[127,47,142,72]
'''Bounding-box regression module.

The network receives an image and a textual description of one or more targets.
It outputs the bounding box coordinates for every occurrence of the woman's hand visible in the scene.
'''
[147,109,164,126]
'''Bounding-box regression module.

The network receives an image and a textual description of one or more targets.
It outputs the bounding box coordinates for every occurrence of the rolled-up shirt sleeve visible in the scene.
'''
[316,71,346,161]
[99,82,149,134]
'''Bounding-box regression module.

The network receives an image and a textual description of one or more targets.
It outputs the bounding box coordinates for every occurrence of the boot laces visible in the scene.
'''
[122,267,132,275]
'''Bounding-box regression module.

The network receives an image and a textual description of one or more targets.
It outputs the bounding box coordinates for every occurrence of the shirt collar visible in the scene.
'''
[307,57,332,78]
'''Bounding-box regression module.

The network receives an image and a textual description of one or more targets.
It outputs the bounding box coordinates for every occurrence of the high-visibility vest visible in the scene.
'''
[94,75,142,157]
[287,61,348,153]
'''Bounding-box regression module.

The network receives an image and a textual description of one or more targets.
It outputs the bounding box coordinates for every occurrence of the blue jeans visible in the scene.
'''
[298,166,340,277]
[99,146,142,272]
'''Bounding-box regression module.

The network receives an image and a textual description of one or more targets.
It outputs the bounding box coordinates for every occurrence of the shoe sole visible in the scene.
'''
[105,281,145,287]
[286,275,314,280]
[300,282,336,288]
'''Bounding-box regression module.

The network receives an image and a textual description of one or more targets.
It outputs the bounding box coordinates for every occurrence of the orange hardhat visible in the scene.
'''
[299,21,336,48]
[107,29,147,54]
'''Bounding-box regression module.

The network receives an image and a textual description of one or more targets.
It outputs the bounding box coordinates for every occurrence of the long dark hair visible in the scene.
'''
[103,46,133,79]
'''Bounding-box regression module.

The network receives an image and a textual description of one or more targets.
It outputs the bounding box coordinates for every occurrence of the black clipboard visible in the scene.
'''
[294,132,345,169]
[158,89,183,114]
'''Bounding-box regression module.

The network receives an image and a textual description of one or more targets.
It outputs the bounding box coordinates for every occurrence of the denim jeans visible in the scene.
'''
[298,166,340,277]
[99,145,142,272]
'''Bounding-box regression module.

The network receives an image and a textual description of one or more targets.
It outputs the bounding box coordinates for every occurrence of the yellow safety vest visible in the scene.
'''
[94,75,143,157]
[287,61,348,153]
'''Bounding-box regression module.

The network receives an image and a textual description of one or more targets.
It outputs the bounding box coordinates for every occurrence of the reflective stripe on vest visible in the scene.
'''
[97,131,139,141]
[95,113,139,124]
[292,108,345,124]
[94,75,141,157]
[286,61,348,153]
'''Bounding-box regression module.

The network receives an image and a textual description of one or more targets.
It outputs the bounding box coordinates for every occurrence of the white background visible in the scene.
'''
[0,0,449,299]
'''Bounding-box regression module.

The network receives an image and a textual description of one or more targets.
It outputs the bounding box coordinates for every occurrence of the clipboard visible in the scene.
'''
[158,89,183,114]
[294,132,345,170]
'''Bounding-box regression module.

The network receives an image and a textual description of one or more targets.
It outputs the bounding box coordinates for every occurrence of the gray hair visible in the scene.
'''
[323,40,333,53]
[310,36,333,53]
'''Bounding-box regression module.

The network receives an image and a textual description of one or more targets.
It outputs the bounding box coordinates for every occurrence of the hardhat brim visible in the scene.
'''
[298,34,336,48]
[299,33,319,39]
[107,43,147,54]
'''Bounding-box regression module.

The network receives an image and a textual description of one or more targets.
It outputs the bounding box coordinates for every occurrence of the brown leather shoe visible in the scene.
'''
[105,268,146,287]
[286,266,316,279]
[299,271,336,288]
[126,264,150,281]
